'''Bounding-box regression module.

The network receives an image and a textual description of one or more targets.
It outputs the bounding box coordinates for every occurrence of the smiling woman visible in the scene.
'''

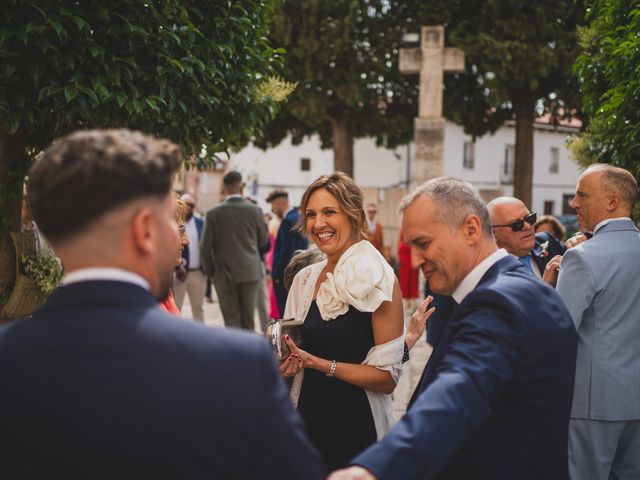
[279,172,408,470]
[159,196,189,316]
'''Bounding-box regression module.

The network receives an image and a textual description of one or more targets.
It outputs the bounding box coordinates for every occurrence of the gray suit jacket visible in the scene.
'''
[556,218,640,420]
[201,197,269,283]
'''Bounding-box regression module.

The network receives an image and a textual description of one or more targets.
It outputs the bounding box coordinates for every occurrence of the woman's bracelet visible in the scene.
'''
[326,359,337,377]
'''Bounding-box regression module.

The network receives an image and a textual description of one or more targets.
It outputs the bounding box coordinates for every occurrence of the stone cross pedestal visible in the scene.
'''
[400,26,465,185]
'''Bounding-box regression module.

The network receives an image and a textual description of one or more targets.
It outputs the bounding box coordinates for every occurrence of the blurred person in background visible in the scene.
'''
[173,193,206,321]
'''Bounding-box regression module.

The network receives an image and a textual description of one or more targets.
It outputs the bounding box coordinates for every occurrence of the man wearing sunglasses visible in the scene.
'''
[487,197,564,286]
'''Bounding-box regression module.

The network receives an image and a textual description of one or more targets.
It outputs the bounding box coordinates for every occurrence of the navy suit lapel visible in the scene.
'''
[407,256,522,409]
[408,304,457,408]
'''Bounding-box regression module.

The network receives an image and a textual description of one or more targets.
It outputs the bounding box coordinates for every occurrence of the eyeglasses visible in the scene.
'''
[491,212,537,232]
[186,203,195,208]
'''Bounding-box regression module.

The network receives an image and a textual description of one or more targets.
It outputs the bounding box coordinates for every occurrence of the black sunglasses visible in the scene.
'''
[492,212,537,232]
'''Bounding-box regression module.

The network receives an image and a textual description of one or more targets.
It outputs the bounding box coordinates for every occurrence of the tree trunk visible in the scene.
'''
[512,91,535,207]
[0,125,28,323]
[329,117,354,177]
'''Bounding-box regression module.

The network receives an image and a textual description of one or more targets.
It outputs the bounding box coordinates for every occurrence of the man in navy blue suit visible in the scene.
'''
[0,129,324,479]
[331,178,577,480]
[266,189,308,314]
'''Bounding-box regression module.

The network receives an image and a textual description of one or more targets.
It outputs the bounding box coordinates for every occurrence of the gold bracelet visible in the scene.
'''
[326,359,337,377]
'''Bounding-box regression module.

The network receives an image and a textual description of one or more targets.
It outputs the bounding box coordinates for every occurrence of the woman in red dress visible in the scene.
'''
[267,213,282,319]
[397,229,419,311]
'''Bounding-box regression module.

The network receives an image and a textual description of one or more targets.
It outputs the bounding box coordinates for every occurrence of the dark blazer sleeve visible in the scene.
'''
[252,339,327,478]
[352,292,524,479]
[195,216,204,239]
[272,217,292,279]
[200,211,215,277]
[256,208,269,253]
[273,211,308,280]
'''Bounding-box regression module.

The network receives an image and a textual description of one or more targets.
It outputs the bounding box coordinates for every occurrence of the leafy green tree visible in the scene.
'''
[258,0,419,176]
[0,1,282,318]
[412,0,584,205]
[571,0,640,177]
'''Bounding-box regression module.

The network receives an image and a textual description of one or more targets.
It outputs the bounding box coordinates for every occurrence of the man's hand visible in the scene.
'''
[542,254,562,288]
[327,466,377,480]
[565,232,588,249]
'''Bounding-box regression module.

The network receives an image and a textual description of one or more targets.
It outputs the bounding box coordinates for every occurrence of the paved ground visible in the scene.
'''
[181,293,432,419]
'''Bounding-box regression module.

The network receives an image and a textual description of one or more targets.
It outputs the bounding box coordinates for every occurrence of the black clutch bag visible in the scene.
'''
[266,318,303,361]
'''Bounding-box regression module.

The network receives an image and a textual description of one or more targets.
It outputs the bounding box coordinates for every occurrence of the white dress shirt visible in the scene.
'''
[62,268,150,291]
[185,216,200,269]
[452,249,509,304]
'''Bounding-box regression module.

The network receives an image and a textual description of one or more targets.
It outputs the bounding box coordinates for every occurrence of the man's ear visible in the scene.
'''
[605,191,621,213]
[462,214,482,243]
[130,207,155,255]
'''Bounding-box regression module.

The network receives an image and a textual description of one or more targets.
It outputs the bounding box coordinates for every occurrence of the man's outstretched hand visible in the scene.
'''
[328,466,377,480]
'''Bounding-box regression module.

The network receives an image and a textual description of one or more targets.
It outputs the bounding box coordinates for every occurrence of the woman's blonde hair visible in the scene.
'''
[297,171,367,241]
[175,195,188,224]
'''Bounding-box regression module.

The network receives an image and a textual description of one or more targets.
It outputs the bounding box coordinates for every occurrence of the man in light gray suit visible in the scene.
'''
[557,164,640,480]
[201,171,269,330]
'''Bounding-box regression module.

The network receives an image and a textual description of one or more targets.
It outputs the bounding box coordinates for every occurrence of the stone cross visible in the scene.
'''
[399,26,465,184]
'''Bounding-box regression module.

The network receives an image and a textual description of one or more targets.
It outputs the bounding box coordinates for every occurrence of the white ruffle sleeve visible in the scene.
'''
[316,240,395,320]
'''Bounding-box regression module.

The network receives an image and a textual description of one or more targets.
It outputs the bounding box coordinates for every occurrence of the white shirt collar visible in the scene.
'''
[451,249,509,304]
[224,194,243,201]
[62,268,150,291]
[593,217,632,234]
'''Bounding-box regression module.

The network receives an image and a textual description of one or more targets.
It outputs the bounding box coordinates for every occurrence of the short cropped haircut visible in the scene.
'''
[587,164,638,210]
[223,170,243,187]
[400,177,493,238]
[28,129,182,243]
[297,171,367,240]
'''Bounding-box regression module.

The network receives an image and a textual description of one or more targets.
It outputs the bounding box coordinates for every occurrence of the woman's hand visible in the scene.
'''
[283,334,315,369]
[279,334,312,379]
[279,351,303,380]
[405,295,435,350]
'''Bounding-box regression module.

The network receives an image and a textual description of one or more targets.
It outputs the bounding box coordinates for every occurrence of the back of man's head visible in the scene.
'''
[29,129,182,244]
[586,164,638,214]
[223,170,243,193]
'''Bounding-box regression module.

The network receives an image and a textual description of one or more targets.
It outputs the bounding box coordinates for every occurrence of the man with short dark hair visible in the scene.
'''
[266,188,307,314]
[331,177,577,480]
[557,164,640,480]
[0,130,324,478]
[201,170,270,330]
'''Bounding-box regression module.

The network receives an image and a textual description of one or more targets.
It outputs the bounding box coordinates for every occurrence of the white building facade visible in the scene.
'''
[229,119,582,220]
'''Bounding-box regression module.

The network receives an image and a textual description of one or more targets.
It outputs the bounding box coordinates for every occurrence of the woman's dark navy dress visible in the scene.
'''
[297,300,377,470]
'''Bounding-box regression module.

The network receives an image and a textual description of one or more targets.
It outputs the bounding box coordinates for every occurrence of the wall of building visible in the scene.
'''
[195,120,583,253]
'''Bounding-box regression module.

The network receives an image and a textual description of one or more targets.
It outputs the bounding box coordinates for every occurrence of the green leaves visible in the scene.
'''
[0,0,283,165]
[572,0,640,174]
[257,0,420,158]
